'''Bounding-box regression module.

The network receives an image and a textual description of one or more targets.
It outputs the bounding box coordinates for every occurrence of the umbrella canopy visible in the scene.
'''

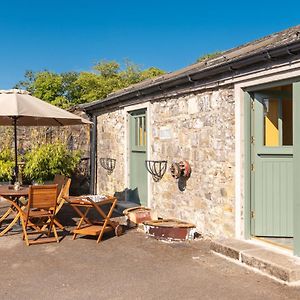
[0,89,91,126]
[0,89,92,182]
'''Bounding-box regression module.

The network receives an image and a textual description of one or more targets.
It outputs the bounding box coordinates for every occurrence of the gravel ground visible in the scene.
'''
[0,226,300,300]
[1,199,300,300]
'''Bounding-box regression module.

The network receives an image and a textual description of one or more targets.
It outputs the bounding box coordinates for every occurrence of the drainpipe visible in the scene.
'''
[89,114,97,194]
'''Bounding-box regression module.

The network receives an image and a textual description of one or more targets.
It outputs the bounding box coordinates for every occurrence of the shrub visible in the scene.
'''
[23,142,81,183]
[0,148,14,182]
[196,51,223,63]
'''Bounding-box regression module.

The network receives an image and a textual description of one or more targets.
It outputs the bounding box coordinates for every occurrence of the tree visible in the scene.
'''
[15,70,36,94]
[15,71,81,109]
[15,60,165,108]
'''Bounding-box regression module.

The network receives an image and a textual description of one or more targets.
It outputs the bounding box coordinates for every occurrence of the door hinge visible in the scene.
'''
[251,100,254,110]
[251,210,255,219]
[251,163,255,171]
[251,136,255,144]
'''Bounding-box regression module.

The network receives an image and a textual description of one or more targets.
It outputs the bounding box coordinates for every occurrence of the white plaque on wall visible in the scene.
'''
[159,126,172,140]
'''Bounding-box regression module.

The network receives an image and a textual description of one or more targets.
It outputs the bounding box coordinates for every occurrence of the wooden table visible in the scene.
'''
[67,195,123,243]
[0,185,29,236]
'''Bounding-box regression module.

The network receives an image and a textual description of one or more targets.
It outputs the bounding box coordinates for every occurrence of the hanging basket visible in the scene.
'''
[99,158,116,174]
[145,160,167,182]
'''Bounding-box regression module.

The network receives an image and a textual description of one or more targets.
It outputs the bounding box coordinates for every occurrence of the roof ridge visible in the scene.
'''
[83,24,300,110]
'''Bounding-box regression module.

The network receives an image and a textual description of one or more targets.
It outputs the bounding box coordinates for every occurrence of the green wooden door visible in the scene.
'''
[129,109,148,206]
[251,88,293,237]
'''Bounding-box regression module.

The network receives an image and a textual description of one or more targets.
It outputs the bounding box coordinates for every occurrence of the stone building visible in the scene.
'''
[82,25,300,256]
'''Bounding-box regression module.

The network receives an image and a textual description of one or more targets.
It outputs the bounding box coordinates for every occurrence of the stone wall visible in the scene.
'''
[96,109,126,195]
[150,87,235,238]
[95,86,236,238]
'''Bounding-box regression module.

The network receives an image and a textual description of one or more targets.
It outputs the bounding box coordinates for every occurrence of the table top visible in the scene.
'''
[0,185,29,197]
[67,195,117,207]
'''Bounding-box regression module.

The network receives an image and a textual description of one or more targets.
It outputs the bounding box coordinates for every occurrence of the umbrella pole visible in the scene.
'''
[13,117,18,182]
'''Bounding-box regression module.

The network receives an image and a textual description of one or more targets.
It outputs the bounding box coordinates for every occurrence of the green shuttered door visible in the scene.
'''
[251,90,293,237]
[129,109,148,206]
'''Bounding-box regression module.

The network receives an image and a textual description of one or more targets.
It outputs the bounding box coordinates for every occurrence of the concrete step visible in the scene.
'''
[211,239,300,284]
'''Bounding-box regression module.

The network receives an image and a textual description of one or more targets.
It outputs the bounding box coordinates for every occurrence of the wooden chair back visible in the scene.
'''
[53,174,66,194]
[39,179,71,232]
[28,184,58,210]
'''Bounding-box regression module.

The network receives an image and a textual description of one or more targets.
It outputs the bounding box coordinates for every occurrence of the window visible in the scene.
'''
[262,87,293,146]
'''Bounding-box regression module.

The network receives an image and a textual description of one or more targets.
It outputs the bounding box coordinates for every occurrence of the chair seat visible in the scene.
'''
[25,210,54,218]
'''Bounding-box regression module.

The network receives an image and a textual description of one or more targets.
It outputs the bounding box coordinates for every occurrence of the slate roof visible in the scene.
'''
[83,25,300,111]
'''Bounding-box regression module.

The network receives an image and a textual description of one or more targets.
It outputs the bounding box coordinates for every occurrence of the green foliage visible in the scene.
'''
[196,51,223,63]
[15,71,80,109]
[23,143,81,183]
[0,148,14,182]
[15,60,165,108]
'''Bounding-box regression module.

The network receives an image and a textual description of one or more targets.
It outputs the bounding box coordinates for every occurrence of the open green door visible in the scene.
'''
[251,85,293,237]
[129,109,148,206]
[293,82,300,255]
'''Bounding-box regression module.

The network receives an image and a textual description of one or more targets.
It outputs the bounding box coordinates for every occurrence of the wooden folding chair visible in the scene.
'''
[21,184,59,246]
[40,178,71,232]
[53,178,71,230]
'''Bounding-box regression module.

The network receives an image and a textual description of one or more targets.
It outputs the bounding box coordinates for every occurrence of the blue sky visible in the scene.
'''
[0,0,300,89]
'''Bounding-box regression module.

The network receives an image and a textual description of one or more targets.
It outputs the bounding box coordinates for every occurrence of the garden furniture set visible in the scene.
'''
[0,175,122,245]
[0,90,96,245]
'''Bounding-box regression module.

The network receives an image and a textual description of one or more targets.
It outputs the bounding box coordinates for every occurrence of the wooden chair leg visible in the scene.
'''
[52,224,59,243]
[47,217,55,238]
[53,218,65,230]
[0,212,21,237]
[41,199,66,232]
[41,217,64,232]
[0,206,14,223]
[20,216,29,246]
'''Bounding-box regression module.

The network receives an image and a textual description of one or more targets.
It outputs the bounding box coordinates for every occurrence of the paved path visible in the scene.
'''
[1,230,300,299]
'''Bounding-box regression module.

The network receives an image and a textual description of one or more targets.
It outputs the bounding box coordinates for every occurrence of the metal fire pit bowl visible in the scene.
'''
[143,219,196,241]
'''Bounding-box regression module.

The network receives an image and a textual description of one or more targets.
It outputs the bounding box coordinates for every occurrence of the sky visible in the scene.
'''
[0,0,300,89]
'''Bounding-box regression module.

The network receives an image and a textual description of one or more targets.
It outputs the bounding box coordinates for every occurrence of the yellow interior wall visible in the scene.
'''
[265,99,279,146]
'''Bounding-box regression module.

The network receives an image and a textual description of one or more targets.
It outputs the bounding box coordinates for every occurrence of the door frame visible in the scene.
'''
[234,71,300,256]
[124,102,151,207]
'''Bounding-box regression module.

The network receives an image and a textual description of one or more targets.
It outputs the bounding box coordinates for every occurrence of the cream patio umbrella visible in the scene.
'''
[0,89,92,181]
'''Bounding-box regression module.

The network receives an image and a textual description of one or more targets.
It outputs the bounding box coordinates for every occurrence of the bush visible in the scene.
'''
[23,142,81,183]
[0,148,14,182]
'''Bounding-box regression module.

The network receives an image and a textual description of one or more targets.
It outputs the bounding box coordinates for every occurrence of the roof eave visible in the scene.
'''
[82,39,300,113]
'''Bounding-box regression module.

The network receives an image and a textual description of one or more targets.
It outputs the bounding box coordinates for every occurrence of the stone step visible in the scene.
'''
[211,239,300,283]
